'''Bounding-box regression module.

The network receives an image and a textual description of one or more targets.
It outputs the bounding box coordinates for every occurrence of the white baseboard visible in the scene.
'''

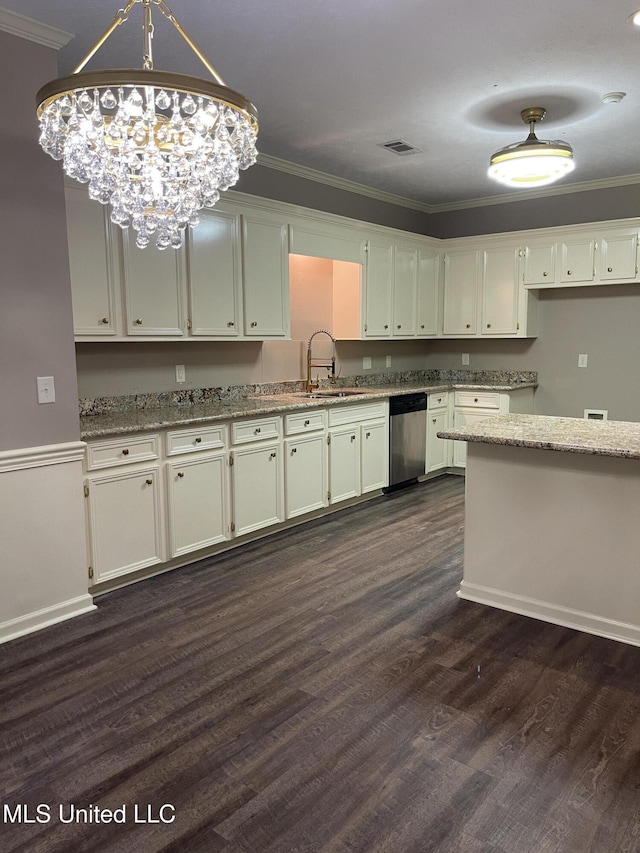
[0,595,96,645]
[457,581,640,648]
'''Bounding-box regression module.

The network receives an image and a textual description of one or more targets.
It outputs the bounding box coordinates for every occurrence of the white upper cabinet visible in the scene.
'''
[241,211,290,337]
[481,247,519,335]
[523,242,555,286]
[392,245,418,336]
[363,239,394,336]
[187,208,242,337]
[559,236,595,284]
[598,229,639,281]
[523,223,639,289]
[122,230,187,336]
[416,249,440,337]
[443,250,478,335]
[66,184,120,337]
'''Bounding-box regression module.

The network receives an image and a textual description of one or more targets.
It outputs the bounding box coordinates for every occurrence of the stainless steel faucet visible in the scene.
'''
[306,329,337,392]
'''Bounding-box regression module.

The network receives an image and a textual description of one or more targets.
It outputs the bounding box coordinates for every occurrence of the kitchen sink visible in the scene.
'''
[298,390,371,399]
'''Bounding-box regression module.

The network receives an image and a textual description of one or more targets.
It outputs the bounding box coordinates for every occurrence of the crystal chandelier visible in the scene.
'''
[36,0,258,249]
[488,107,574,189]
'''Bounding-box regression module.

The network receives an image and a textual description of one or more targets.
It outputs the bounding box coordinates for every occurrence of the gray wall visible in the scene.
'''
[426,284,640,421]
[0,30,80,451]
[425,184,640,239]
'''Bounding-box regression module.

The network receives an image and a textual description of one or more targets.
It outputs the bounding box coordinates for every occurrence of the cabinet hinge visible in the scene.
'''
[230,522,236,533]
[229,452,234,466]
[517,322,520,330]
[327,434,331,445]
[88,567,94,580]
[327,490,331,501]
[186,318,192,330]
[83,484,89,498]
[363,323,368,332]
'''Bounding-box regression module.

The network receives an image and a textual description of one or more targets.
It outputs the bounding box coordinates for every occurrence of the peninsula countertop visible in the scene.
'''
[439,413,640,460]
[79,381,536,440]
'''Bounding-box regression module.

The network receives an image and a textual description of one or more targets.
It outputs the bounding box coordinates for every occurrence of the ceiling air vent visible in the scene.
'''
[379,139,422,156]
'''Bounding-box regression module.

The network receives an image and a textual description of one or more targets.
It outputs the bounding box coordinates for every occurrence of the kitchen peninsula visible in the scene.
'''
[440,414,640,647]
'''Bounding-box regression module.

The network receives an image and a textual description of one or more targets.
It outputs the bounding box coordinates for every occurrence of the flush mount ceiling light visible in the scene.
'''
[488,107,574,189]
[36,0,258,249]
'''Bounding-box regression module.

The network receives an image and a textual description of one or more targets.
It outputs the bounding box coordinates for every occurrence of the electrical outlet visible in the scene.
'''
[386,355,392,368]
[363,356,372,370]
[36,376,55,404]
[461,353,470,366]
[176,364,186,383]
[578,354,588,368]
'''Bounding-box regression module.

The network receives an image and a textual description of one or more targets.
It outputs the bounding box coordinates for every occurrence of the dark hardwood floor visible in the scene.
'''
[2,475,640,852]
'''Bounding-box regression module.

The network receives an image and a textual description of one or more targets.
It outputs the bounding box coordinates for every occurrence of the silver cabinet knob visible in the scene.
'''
[122,448,129,456]
[101,317,109,324]
[608,267,613,272]
[177,472,184,478]
[145,478,153,485]
[135,318,143,325]
[251,321,257,327]
[227,321,235,327]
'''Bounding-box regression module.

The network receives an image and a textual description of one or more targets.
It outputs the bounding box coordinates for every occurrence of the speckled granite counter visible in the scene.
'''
[439,413,640,460]
[79,380,537,440]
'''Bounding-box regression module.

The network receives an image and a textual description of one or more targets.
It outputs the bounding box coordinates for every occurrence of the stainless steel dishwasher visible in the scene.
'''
[385,392,428,491]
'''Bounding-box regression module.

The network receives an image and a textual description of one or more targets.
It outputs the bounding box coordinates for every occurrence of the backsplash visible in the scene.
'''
[78,369,537,417]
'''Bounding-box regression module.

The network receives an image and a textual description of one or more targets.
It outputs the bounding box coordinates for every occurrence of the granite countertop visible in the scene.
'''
[79,381,537,440]
[439,413,640,460]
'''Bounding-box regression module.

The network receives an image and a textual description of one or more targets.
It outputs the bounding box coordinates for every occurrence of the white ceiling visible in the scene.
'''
[4,0,640,209]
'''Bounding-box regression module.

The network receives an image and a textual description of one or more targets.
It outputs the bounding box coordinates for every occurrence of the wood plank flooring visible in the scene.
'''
[2,474,640,852]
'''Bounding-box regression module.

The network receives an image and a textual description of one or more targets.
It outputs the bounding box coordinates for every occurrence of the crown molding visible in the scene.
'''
[257,153,435,215]
[257,153,640,217]
[0,8,73,49]
[430,173,640,212]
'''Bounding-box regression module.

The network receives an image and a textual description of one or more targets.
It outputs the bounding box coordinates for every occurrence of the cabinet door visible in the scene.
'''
[329,427,359,503]
[443,251,478,335]
[66,184,119,336]
[242,213,290,337]
[599,231,639,282]
[364,240,393,337]
[523,243,555,286]
[188,209,242,336]
[560,238,595,284]
[166,454,229,557]
[86,467,163,584]
[427,408,450,473]
[393,246,417,336]
[231,443,283,536]
[285,434,327,518]
[482,247,519,335]
[416,249,440,337]
[452,409,495,468]
[360,421,388,493]
[122,232,186,336]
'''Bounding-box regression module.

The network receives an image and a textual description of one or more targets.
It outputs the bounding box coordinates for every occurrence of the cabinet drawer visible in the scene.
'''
[166,424,227,456]
[232,416,281,444]
[328,401,388,426]
[86,434,159,470]
[454,391,500,409]
[428,393,449,410]
[285,409,327,435]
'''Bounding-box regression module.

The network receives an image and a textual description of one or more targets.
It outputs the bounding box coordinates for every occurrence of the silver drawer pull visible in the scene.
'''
[304,419,310,426]
[122,448,129,456]
[255,427,261,434]
[194,437,202,443]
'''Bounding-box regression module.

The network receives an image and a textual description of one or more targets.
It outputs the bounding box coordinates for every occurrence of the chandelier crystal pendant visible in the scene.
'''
[36,0,259,249]
[488,107,574,189]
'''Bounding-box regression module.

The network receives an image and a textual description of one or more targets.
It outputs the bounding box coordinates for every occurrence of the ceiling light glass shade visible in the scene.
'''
[488,107,574,189]
[36,1,258,249]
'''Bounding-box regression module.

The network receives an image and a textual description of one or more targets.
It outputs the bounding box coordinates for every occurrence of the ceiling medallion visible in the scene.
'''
[36,0,259,249]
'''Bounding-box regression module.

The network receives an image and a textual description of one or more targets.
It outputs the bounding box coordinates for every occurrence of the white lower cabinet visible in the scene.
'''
[86,466,164,584]
[427,393,451,473]
[451,388,534,468]
[360,421,388,493]
[166,453,229,557]
[328,426,360,503]
[285,434,328,518]
[328,400,389,502]
[231,442,283,537]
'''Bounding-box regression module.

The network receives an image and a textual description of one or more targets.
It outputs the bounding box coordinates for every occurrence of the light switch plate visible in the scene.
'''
[462,353,470,366]
[176,364,186,383]
[386,355,392,367]
[363,356,372,370]
[36,376,55,404]
[578,354,588,368]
